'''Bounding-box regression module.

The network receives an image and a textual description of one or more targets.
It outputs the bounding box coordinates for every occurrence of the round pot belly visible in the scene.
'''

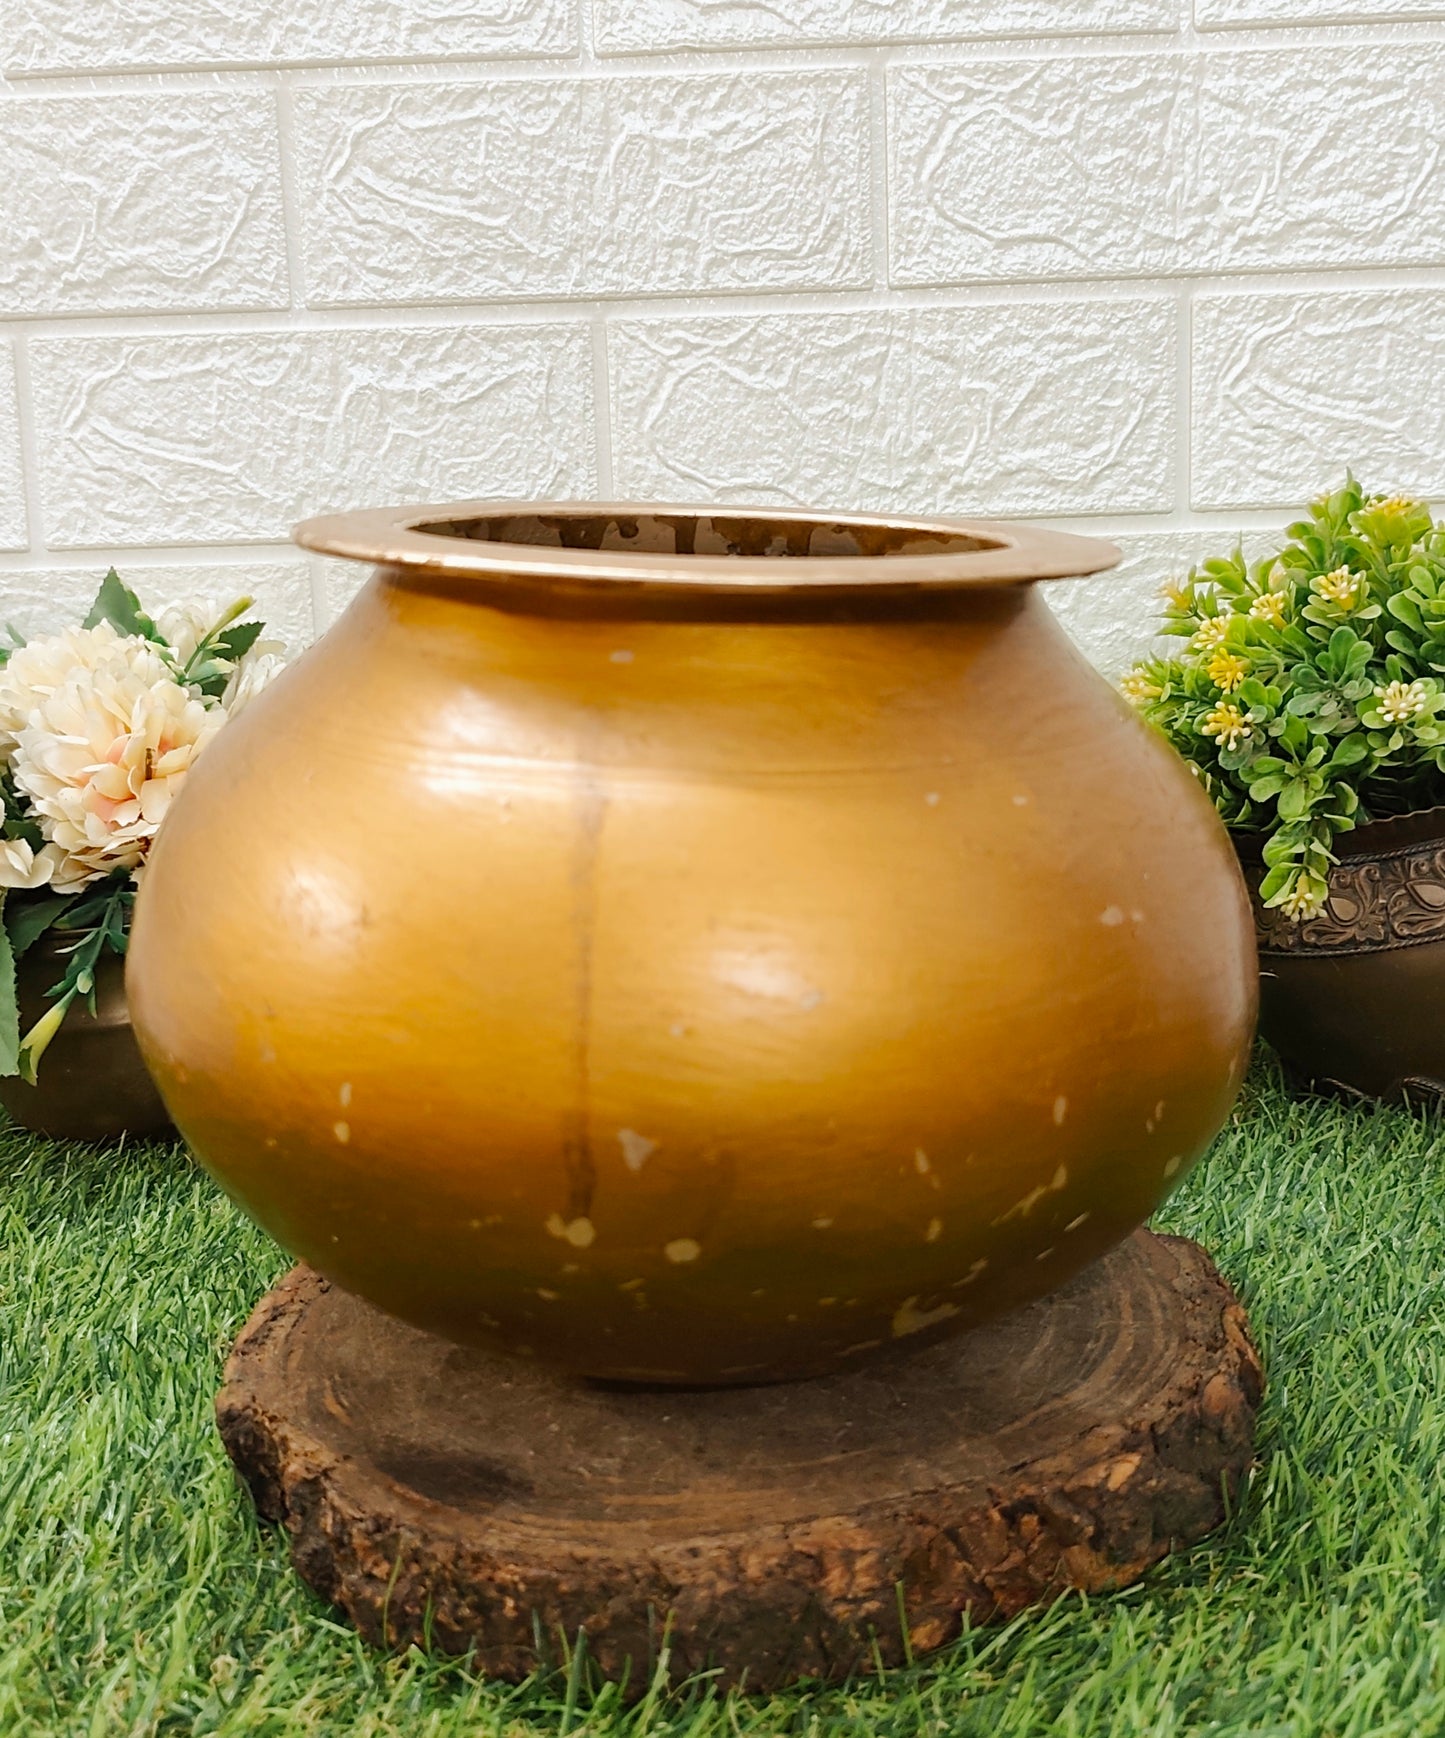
[127,504,1257,1383]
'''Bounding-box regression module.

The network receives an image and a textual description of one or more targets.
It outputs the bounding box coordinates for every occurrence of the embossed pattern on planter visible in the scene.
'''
[1,93,287,317]
[608,302,1177,517]
[293,74,870,306]
[1247,834,1445,957]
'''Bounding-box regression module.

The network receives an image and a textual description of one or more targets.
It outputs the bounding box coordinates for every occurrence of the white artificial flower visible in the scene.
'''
[155,598,223,665]
[11,637,223,888]
[222,648,286,717]
[0,837,66,890]
[0,621,131,755]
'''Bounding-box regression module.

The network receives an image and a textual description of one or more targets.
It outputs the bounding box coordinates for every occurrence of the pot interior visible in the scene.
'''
[411,509,998,562]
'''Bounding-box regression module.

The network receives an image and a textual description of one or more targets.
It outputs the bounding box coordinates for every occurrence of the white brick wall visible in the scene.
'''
[3,3,1444,669]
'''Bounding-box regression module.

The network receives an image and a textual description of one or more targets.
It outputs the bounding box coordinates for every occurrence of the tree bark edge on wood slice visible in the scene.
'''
[216,1228,1263,1694]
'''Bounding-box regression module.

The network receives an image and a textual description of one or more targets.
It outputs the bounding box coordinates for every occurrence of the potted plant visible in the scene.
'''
[0,571,284,1139]
[1121,475,1445,1102]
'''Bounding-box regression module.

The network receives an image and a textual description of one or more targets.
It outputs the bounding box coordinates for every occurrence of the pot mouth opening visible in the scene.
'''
[294,500,1119,595]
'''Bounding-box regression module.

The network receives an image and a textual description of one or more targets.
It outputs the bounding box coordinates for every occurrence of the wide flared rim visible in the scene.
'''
[293,500,1120,596]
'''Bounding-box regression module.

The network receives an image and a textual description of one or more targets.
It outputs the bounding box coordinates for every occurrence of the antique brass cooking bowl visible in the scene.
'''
[128,503,1257,1384]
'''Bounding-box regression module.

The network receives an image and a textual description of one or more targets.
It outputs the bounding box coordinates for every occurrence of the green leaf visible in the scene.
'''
[5,892,74,958]
[1388,592,1426,631]
[1327,735,1371,770]
[1278,782,1315,820]
[214,620,264,664]
[0,895,18,1078]
[1258,864,1292,901]
[82,569,165,644]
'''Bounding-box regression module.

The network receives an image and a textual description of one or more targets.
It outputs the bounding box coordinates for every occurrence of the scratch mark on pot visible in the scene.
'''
[332,1120,350,1144]
[664,1238,701,1263]
[1099,906,1125,926]
[1164,1154,1184,1177]
[1035,1246,1056,1261]
[609,649,634,664]
[995,1166,1068,1223]
[892,1296,959,1338]
[914,1149,930,1174]
[536,1288,559,1301]
[951,1258,989,1288]
[812,1216,834,1230]
[1053,1096,1069,1125]
[924,791,940,806]
[1066,1212,1091,1232]
[338,1082,352,1107]
[925,1217,943,1242]
[563,774,608,1221]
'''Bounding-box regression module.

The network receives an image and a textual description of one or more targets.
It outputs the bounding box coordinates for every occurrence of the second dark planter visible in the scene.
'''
[1236,807,1445,1104]
[0,936,173,1142]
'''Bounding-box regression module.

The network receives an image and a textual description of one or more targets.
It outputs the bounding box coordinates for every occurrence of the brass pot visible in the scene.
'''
[1237,807,1445,1104]
[0,936,173,1141]
[127,504,1257,1384]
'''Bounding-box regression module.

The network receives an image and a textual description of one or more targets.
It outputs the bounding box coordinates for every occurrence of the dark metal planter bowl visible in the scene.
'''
[0,937,173,1142]
[1235,807,1445,1104]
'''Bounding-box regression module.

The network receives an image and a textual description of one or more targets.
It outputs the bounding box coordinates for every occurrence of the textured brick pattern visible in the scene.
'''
[1,7,1441,669]
[891,46,1445,285]
[3,0,575,75]
[2,94,287,316]
[593,0,1178,54]
[609,302,1177,515]
[0,561,316,648]
[1196,0,1445,23]
[1192,290,1445,511]
[29,326,595,548]
[0,347,27,552]
[294,73,870,305]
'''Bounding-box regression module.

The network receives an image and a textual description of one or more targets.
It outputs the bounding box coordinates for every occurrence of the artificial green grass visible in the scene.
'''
[3,1062,1445,1737]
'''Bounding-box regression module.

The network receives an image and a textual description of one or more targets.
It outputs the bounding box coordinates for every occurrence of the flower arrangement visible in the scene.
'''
[1121,477,1445,921]
[0,571,283,1081]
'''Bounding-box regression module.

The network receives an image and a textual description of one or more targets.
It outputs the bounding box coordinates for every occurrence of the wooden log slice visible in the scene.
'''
[217,1229,1262,1693]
